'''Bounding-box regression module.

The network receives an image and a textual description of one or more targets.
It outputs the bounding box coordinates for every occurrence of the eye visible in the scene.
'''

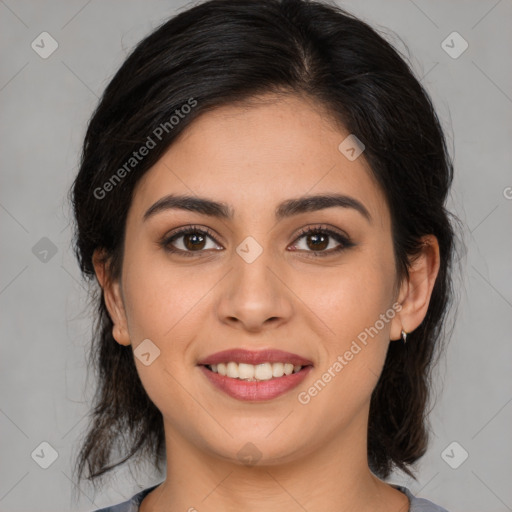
[160,224,354,258]
[160,225,223,257]
[290,226,354,256]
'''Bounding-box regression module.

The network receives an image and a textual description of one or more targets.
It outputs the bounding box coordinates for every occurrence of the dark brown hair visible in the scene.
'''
[70,0,463,490]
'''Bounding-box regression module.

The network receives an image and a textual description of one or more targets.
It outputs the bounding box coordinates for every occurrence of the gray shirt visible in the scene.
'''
[92,482,450,511]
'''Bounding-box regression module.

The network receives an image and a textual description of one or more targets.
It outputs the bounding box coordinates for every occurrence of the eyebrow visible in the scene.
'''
[143,193,372,224]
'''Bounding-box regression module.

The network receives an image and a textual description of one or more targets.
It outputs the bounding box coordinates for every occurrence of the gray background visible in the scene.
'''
[1,0,511,511]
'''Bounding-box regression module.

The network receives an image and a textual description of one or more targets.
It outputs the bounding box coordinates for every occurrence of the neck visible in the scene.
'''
[140,409,410,512]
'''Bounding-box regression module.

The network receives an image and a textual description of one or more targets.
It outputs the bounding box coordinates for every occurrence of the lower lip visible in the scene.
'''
[199,365,313,402]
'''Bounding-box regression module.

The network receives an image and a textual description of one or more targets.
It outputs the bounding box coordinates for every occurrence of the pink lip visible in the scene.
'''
[197,349,314,402]
[199,365,313,401]
[197,348,313,367]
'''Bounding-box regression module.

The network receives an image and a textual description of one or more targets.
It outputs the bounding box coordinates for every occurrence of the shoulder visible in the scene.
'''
[90,483,162,512]
[392,484,451,512]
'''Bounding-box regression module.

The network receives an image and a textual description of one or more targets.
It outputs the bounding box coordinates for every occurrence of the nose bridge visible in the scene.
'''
[216,234,293,330]
[236,239,275,296]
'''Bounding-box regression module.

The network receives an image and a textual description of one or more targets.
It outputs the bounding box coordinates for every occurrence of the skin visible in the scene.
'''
[93,92,440,512]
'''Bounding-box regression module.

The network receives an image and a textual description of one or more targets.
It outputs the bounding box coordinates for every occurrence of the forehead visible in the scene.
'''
[129,94,389,229]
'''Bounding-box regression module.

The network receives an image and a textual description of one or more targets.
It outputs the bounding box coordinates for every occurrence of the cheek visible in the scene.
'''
[295,274,394,430]
[299,260,395,342]
[121,248,218,343]
[120,252,218,418]
[297,253,395,393]
[120,250,231,411]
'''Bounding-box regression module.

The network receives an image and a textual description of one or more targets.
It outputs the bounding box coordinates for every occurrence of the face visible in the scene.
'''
[99,93,410,466]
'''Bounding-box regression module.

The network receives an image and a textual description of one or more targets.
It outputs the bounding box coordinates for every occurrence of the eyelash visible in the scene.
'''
[159,224,354,258]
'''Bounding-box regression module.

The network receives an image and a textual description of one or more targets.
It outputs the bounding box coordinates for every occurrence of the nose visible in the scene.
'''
[216,244,294,333]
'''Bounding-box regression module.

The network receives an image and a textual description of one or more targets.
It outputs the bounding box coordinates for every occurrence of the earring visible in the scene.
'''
[401,329,408,344]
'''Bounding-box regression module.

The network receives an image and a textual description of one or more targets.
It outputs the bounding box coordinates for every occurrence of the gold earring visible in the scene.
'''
[401,329,408,344]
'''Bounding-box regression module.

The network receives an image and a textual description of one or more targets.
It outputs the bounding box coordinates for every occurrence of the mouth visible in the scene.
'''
[197,349,314,401]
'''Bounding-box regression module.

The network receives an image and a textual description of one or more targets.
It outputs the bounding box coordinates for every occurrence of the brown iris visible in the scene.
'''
[306,232,329,251]
[183,232,207,250]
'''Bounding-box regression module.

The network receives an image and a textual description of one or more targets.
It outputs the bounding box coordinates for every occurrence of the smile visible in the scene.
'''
[197,348,313,401]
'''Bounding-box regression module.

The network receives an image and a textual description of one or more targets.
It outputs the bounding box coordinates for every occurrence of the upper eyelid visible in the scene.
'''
[295,225,349,239]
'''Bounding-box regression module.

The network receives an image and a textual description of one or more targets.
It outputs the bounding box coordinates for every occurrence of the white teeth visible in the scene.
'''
[272,362,284,377]
[238,363,255,380]
[226,361,239,379]
[254,363,273,380]
[207,361,304,381]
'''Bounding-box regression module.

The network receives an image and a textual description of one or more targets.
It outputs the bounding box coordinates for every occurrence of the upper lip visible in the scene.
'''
[197,348,313,367]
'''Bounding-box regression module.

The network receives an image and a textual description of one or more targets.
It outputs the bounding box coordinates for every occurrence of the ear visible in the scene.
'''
[390,235,441,341]
[92,248,131,346]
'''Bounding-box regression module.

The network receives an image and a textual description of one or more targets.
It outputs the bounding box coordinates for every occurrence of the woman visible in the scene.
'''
[71,0,461,510]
